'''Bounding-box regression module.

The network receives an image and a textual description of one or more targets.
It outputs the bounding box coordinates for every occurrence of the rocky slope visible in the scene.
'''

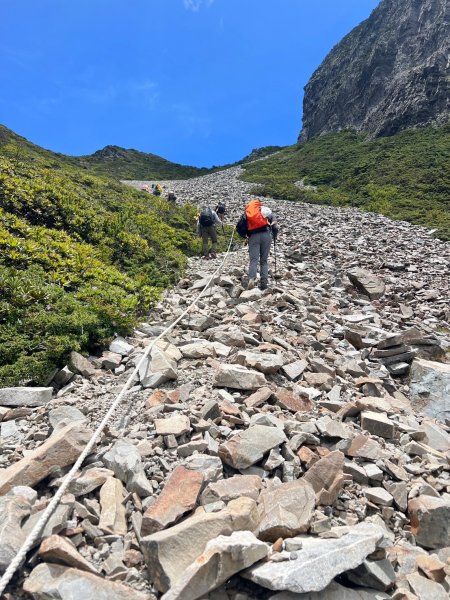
[1,166,450,599]
[300,0,450,141]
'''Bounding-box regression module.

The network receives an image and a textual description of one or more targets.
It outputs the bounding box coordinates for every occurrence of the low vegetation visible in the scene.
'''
[241,125,450,240]
[0,129,209,386]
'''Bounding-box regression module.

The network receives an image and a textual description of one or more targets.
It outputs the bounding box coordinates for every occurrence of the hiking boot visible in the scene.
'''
[247,278,256,290]
[202,255,209,260]
[209,252,217,259]
[260,280,268,291]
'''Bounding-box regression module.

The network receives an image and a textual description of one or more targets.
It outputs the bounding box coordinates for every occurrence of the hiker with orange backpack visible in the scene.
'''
[236,199,278,290]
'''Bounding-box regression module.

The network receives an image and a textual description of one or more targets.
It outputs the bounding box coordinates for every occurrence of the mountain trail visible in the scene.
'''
[1,166,450,599]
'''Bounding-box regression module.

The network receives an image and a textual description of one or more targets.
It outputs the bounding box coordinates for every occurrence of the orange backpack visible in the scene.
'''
[245,199,269,231]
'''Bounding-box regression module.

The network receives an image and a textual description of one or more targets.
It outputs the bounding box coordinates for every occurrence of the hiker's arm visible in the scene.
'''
[214,212,222,225]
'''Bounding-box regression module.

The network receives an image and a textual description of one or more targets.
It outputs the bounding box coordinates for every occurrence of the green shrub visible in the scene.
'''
[241,125,450,240]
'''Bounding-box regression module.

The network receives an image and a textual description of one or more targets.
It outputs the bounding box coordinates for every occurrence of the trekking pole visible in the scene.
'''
[273,238,278,278]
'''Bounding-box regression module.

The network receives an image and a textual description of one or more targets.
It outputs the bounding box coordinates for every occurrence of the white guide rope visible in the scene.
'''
[0,228,236,595]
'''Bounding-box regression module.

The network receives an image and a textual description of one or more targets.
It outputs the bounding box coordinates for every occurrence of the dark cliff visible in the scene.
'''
[300,0,450,141]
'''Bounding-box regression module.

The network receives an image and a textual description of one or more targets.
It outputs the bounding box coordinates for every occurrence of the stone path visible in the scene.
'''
[1,165,450,599]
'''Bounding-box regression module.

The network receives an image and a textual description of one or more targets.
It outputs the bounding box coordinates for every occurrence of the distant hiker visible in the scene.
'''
[141,184,149,192]
[168,191,177,203]
[153,183,163,196]
[236,198,278,290]
[215,201,226,221]
[197,206,221,259]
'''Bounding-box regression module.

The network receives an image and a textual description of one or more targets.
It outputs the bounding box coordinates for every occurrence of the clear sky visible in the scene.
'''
[0,0,379,167]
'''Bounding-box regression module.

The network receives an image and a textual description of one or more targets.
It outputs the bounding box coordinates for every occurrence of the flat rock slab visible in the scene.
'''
[234,351,285,375]
[141,497,259,593]
[161,530,269,600]
[258,479,316,542]
[201,474,262,505]
[219,425,287,470]
[141,466,203,535]
[154,415,191,437]
[99,477,127,536]
[0,387,52,407]
[243,522,385,593]
[213,364,267,390]
[269,581,389,599]
[23,563,153,599]
[0,422,92,495]
[38,534,99,574]
[347,268,385,300]
[409,358,450,421]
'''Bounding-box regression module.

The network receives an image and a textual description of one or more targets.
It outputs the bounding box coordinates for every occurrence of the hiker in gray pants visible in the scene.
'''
[248,229,273,290]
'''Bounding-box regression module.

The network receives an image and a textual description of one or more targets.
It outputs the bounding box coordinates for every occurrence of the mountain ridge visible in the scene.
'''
[300,0,450,141]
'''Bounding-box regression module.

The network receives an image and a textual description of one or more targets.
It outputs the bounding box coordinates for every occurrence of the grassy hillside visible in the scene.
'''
[0,128,206,386]
[241,124,450,240]
[75,145,211,180]
[0,125,211,181]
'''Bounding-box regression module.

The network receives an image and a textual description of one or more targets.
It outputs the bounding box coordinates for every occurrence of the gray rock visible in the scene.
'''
[408,494,450,549]
[219,425,287,470]
[409,358,450,421]
[213,364,267,390]
[407,571,448,600]
[141,497,259,593]
[234,351,285,375]
[244,522,385,593]
[347,268,385,300]
[269,582,389,599]
[68,351,96,377]
[0,387,52,407]
[103,439,153,497]
[0,491,32,573]
[23,563,152,599]
[360,411,395,439]
[48,406,86,432]
[160,531,269,600]
[184,455,223,483]
[109,336,134,356]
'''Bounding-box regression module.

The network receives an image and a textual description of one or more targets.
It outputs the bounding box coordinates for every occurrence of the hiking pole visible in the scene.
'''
[273,238,278,279]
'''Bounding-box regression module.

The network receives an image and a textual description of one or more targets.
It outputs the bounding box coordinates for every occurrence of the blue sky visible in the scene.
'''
[0,0,379,166]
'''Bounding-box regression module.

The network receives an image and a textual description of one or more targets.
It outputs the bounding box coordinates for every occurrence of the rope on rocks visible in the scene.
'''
[0,228,237,596]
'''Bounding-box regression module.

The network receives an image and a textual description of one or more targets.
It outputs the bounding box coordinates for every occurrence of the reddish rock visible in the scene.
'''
[146,390,167,408]
[38,535,99,573]
[244,387,273,409]
[274,388,313,412]
[141,466,203,536]
[346,435,385,461]
[303,450,345,505]
[408,495,450,549]
[0,422,92,495]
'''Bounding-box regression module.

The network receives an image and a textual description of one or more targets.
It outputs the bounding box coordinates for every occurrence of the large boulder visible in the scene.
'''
[213,364,267,390]
[140,497,259,593]
[0,387,52,407]
[243,522,385,593]
[257,479,316,542]
[409,358,450,421]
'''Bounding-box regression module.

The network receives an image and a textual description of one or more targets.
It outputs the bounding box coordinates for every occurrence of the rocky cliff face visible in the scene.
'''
[300,0,450,141]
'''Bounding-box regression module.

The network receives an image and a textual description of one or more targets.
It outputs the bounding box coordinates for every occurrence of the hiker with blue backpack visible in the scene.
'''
[197,206,222,259]
[236,199,278,290]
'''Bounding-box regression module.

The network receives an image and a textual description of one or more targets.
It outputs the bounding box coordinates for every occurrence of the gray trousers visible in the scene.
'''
[248,230,272,281]
[201,225,217,256]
